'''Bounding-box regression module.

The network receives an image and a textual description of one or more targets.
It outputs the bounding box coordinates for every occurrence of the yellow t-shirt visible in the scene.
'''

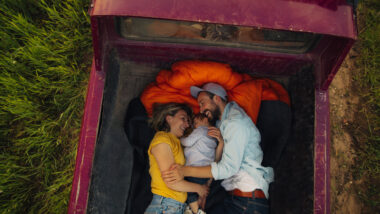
[148,131,187,203]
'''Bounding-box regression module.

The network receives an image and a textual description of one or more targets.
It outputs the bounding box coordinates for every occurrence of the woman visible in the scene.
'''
[145,103,209,214]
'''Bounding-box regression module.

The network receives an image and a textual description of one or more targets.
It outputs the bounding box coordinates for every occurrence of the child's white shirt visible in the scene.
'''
[181,126,217,166]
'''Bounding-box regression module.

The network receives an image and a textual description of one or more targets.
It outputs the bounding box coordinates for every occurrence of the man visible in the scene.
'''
[162,82,274,214]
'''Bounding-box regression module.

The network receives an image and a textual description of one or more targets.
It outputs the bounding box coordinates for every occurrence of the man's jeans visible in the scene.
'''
[208,194,269,214]
[144,194,186,214]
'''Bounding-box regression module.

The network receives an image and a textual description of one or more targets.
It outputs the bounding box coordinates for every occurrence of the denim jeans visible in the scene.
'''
[208,194,269,214]
[144,194,186,214]
[225,194,269,214]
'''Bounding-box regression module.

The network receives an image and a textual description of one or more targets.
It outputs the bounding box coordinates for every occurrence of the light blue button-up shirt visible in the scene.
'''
[210,102,274,197]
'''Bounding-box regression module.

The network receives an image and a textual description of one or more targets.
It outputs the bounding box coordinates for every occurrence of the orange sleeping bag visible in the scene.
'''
[141,60,290,124]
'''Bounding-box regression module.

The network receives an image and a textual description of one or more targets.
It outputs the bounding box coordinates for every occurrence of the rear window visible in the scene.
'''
[118,17,320,54]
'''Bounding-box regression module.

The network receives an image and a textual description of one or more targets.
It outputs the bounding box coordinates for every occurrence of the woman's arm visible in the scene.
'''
[151,143,209,197]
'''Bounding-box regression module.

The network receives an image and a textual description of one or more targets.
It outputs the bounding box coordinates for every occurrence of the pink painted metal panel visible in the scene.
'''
[68,60,105,214]
[314,90,330,214]
[320,39,355,90]
[90,17,102,71]
[69,1,357,213]
[92,0,356,39]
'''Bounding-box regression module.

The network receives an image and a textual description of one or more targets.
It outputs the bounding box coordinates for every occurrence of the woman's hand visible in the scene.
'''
[208,127,223,143]
[162,164,184,184]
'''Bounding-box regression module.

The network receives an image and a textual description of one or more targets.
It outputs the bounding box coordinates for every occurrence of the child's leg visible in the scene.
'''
[189,201,199,214]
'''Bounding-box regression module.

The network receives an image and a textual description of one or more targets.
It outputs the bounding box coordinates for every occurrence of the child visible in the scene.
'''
[181,113,224,214]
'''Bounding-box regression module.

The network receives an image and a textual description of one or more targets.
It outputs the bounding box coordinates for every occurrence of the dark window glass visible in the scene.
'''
[119,17,319,53]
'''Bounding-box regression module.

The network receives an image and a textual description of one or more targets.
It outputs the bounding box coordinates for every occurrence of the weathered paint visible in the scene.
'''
[314,90,330,214]
[92,0,356,39]
[68,61,105,214]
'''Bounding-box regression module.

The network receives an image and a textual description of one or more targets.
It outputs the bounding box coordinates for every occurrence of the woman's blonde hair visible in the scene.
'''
[149,102,192,132]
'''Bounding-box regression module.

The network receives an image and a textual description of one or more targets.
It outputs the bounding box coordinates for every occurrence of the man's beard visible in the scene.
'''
[205,106,220,126]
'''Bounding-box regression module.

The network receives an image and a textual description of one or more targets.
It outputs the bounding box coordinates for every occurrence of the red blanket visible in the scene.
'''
[141,60,290,124]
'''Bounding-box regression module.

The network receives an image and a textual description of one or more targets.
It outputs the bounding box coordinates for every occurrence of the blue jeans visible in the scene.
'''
[144,194,186,214]
[208,194,269,214]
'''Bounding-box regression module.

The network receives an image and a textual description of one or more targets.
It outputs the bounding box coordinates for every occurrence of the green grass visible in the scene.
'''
[0,0,92,213]
[353,0,380,210]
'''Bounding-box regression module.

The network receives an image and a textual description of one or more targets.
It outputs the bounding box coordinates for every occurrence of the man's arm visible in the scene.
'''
[162,164,213,181]
[184,165,213,178]
[210,121,250,180]
[161,164,213,185]
[162,121,250,182]
[166,179,209,198]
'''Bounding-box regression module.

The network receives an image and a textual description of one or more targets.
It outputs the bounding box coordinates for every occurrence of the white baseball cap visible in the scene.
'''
[190,83,227,101]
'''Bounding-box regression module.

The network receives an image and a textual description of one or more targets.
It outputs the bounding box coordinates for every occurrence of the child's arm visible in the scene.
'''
[215,138,224,162]
[207,127,224,162]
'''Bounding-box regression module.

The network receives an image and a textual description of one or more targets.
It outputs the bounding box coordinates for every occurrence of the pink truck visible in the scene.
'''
[68,0,357,213]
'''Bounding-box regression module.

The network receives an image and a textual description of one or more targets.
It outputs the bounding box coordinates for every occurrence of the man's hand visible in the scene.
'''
[197,184,209,198]
[197,184,210,210]
[162,163,184,184]
[198,196,207,210]
[198,179,212,209]
[206,178,213,187]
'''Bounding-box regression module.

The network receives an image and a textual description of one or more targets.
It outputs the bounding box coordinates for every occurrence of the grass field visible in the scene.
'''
[0,0,378,213]
[353,0,380,209]
[0,0,92,213]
